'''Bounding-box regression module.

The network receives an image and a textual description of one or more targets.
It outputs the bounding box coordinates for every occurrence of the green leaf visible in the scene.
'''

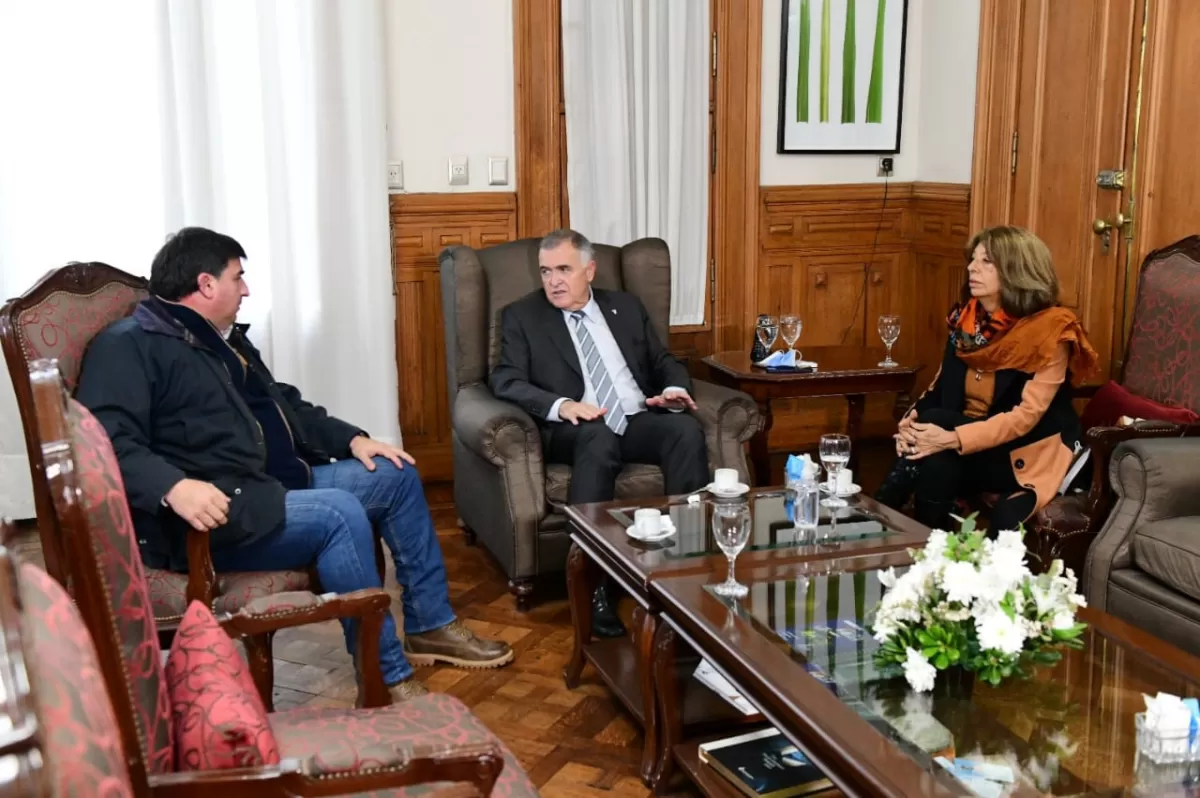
[934,652,949,669]
[916,630,935,647]
[840,0,855,123]
[819,0,831,122]
[797,0,811,122]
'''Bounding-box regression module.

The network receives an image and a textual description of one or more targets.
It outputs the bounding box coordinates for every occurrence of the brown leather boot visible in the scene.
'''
[403,621,514,669]
[356,676,429,708]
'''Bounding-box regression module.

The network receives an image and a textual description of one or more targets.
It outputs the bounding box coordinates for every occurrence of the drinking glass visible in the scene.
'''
[756,316,779,353]
[819,434,852,508]
[878,314,901,368]
[711,502,751,598]
[779,314,802,359]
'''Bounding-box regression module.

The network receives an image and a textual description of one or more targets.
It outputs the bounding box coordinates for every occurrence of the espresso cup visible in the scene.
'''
[713,468,738,490]
[634,508,662,536]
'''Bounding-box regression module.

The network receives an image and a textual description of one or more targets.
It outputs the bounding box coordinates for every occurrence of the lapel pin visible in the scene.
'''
[611,309,617,315]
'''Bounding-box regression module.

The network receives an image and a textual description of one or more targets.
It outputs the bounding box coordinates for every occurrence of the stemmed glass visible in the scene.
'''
[756,315,779,357]
[711,501,751,598]
[819,434,852,508]
[878,314,901,368]
[779,314,802,359]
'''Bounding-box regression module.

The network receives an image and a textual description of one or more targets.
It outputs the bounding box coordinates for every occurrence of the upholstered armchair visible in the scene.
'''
[23,374,539,797]
[1084,438,1200,657]
[1015,236,1200,575]
[439,237,759,609]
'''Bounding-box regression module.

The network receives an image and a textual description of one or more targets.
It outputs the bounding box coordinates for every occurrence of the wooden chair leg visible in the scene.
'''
[243,631,276,713]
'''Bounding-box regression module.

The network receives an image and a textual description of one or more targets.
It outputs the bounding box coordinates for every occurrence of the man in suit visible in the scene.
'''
[490,229,710,636]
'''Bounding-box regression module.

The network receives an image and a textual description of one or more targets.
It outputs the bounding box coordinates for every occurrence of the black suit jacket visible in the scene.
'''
[489,288,692,421]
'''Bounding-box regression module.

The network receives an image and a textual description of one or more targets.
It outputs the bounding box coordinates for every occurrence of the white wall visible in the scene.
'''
[761,0,979,185]
[383,0,515,193]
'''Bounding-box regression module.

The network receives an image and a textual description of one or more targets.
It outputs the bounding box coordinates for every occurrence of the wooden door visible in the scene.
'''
[972,0,1142,382]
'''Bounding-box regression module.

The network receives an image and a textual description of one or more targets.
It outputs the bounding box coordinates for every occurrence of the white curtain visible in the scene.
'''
[0,0,397,519]
[561,0,711,326]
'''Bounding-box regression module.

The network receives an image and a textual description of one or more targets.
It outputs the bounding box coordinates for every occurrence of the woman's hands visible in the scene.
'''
[894,411,960,460]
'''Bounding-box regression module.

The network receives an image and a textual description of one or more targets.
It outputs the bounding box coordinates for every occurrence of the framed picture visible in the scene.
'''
[776,0,909,154]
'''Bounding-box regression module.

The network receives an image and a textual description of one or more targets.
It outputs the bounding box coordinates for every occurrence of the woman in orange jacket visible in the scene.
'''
[874,226,1098,532]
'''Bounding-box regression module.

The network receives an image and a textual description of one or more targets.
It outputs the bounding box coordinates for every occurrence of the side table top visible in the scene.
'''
[703,346,922,383]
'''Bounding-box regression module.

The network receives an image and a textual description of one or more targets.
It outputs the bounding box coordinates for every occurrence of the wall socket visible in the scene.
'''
[448,156,469,186]
[387,162,404,190]
[877,156,895,177]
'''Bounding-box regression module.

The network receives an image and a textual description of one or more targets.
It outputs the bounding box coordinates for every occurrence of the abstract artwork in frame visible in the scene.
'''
[777,0,909,154]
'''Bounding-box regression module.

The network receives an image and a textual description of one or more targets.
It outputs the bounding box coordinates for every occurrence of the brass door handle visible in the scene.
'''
[1093,212,1131,234]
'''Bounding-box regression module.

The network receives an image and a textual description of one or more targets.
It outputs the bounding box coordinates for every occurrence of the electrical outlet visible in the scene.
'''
[387,162,403,190]
[448,156,469,186]
[877,156,895,177]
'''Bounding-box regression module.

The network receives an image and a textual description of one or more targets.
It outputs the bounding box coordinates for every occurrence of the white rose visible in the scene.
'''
[1051,611,1075,631]
[903,647,937,693]
[924,530,949,562]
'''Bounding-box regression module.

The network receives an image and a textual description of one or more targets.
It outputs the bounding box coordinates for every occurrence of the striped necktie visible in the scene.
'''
[570,310,628,435]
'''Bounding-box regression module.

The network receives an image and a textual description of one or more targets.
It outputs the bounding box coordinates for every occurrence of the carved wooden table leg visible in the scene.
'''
[650,622,680,794]
[845,393,866,475]
[631,605,660,785]
[563,542,596,688]
[749,399,774,486]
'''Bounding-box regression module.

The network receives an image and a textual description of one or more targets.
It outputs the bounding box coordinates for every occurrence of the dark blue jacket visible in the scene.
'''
[75,297,363,570]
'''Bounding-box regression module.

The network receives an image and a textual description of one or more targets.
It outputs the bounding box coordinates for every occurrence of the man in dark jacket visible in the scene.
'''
[75,227,511,703]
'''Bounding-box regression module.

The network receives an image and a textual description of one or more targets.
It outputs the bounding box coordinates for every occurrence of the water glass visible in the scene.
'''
[756,316,779,352]
[711,502,751,598]
[878,314,901,368]
[819,434,851,508]
[787,475,820,540]
[779,314,802,358]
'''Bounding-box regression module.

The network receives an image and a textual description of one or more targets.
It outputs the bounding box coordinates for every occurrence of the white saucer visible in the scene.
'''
[706,482,750,498]
[627,520,676,542]
[821,483,861,498]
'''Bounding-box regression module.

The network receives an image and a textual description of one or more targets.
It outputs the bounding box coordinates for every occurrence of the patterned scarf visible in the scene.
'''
[947,298,1016,353]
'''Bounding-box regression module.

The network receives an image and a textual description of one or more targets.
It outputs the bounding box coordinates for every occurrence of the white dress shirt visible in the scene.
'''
[547,292,684,422]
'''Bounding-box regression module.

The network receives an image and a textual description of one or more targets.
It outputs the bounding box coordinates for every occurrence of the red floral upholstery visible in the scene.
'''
[145,567,312,622]
[166,601,280,770]
[15,282,146,389]
[68,399,175,774]
[271,693,539,798]
[18,561,134,797]
[1122,243,1200,413]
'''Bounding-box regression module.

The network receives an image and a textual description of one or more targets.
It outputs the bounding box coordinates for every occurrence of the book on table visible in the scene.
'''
[698,727,831,798]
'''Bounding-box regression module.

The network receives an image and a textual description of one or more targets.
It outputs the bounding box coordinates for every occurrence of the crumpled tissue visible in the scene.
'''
[1141,692,1200,759]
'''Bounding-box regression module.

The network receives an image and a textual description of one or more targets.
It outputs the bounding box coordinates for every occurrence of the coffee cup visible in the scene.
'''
[838,469,853,492]
[713,468,738,490]
[634,508,662,536]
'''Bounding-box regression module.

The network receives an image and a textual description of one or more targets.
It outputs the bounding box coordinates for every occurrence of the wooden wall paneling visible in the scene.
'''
[756,183,969,452]
[514,0,564,238]
[711,0,763,355]
[1124,0,1200,356]
[969,0,1025,231]
[390,193,518,504]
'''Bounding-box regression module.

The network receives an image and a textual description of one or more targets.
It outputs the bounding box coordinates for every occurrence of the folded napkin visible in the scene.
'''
[754,349,818,369]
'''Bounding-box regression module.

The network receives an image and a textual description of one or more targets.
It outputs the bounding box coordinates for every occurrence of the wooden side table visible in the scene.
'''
[702,346,922,485]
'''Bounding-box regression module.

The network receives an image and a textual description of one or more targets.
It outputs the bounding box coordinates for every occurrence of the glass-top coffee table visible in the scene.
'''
[650,549,1200,797]
[561,488,931,787]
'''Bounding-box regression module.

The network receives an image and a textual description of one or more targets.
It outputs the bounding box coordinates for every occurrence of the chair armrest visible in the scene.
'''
[219,588,393,708]
[452,383,542,467]
[150,744,504,797]
[1082,420,1197,518]
[691,379,760,442]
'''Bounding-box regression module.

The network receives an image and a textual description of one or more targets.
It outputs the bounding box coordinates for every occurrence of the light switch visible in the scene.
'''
[448,156,469,186]
[488,157,508,186]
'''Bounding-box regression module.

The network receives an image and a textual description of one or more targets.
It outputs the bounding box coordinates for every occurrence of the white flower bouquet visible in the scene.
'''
[870,516,1088,692]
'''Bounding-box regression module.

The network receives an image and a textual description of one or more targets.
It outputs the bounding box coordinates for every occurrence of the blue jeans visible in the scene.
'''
[210,457,454,684]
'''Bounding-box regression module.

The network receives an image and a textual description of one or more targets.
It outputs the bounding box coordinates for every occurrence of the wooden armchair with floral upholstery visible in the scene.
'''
[0,262,382,709]
[994,236,1200,575]
[24,366,539,797]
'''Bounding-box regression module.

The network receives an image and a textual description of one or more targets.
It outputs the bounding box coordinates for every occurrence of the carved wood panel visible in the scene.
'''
[758,183,969,450]
[390,193,517,486]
